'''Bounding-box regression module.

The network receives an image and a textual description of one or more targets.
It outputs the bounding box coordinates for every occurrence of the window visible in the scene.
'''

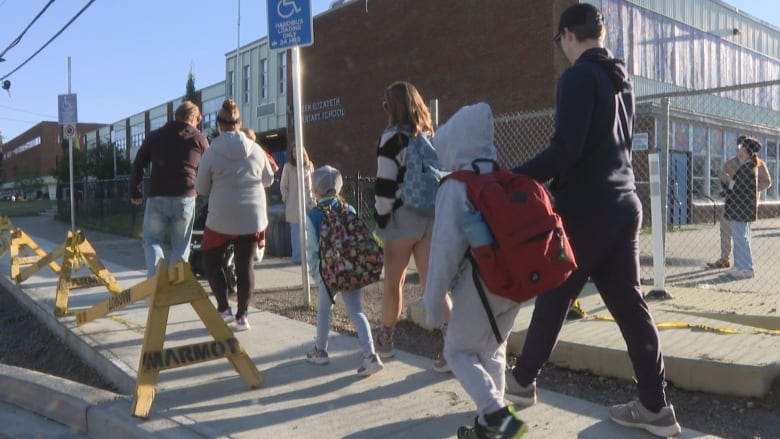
[228,70,235,99]
[709,128,723,198]
[243,65,251,104]
[130,123,145,156]
[260,59,268,100]
[150,115,166,131]
[5,136,41,158]
[691,124,707,197]
[766,141,778,198]
[113,129,126,153]
[278,52,287,94]
[201,97,222,134]
[604,0,780,111]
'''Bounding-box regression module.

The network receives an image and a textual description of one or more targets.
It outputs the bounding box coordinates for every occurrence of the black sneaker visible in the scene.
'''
[456,405,529,439]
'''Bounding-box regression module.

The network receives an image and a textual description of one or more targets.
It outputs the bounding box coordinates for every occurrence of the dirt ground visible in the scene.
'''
[1,274,777,439]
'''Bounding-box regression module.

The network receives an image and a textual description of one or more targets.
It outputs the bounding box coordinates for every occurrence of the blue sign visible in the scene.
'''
[58,93,78,124]
[267,0,313,50]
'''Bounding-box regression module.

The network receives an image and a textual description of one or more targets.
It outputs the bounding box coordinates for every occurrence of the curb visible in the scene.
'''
[0,364,205,439]
[0,274,138,395]
[0,363,119,434]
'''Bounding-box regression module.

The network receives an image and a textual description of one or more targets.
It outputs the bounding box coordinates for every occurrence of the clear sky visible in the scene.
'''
[0,0,778,142]
[0,0,334,142]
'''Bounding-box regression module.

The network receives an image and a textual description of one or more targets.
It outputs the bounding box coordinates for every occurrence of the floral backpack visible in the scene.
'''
[318,202,384,302]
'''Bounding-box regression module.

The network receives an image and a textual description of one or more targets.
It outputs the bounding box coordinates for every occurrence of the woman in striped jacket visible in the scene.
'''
[373,81,451,372]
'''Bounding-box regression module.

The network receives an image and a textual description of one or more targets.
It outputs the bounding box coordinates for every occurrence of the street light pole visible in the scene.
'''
[68,56,75,232]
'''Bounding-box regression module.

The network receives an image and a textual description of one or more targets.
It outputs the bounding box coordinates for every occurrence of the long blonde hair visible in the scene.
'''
[384,81,433,136]
[288,144,311,167]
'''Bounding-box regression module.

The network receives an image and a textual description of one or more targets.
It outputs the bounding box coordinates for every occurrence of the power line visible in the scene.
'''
[0,0,56,62]
[0,116,41,123]
[0,103,56,118]
[0,0,97,81]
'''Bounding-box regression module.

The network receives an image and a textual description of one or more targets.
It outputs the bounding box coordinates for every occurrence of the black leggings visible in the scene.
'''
[203,234,257,319]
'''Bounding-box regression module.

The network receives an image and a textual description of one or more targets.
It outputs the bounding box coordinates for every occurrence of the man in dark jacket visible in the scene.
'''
[130,101,209,276]
[506,4,681,437]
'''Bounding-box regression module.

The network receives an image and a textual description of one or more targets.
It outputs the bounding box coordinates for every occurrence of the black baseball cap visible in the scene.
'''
[553,3,604,42]
[739,135,762,154]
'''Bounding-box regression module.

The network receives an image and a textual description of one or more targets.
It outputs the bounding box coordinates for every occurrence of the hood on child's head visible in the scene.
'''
[312,165,343,198]
[432,102,497,173]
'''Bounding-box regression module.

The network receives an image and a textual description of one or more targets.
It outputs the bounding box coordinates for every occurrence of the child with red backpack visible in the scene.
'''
[424,103,528,439]
[303,165,384,377]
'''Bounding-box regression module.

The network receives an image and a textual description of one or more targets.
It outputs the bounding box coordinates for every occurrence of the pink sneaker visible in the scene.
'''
[375,326,395,358]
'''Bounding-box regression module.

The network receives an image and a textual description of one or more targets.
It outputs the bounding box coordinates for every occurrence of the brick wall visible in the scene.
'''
[2,121,104,182]
[293,0,575,176]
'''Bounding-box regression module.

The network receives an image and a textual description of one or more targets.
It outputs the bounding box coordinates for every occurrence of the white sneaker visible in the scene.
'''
[233,315,250,331]
[726,267,754,279]
[306,346,330,365]
[219,307,234,323]
[357,353,384,377]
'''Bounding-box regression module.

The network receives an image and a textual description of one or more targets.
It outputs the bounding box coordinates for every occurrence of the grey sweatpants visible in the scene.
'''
[444,262,522,423]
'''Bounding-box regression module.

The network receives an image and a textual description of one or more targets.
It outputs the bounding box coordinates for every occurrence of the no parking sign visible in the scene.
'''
[63,123,76,139]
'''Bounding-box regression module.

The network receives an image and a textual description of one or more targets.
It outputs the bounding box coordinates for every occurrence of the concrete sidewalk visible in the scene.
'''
[0,215,763,438]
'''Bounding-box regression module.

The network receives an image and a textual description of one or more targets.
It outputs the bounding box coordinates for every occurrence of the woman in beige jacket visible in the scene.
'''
[280,144,314,263]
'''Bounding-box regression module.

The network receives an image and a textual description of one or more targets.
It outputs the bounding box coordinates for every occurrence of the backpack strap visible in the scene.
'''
[316,204,338,304]
[465,250,503,344]
[469,158,500,174]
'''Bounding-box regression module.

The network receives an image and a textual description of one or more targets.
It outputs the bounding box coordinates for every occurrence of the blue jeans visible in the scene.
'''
[142,196,196,276]
[730,220,753,270]
[315,283,375,356]
[289,222,301,263]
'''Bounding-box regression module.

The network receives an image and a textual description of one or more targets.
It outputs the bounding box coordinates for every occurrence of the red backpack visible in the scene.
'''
[448,160,577,339]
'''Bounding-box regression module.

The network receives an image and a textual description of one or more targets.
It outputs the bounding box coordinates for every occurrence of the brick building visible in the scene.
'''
[1,121,104,198]
[294,0,568,175]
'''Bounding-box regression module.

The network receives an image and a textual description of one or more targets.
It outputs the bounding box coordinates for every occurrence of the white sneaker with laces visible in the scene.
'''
[357,353,384,377]
[306,346,330,365]
[219,308,234,323]
[233,315,250,331]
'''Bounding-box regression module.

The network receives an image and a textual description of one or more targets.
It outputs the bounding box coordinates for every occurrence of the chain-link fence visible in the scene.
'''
[55,172,377,248]
[56,178,144,236]
[58,80,780,295]
[494,79,780,295]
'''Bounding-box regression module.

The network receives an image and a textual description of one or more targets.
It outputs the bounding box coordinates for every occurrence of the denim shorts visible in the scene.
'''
[376,205,434,241]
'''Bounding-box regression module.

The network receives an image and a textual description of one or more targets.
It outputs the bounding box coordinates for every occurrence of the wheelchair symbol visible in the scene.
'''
[277,0,301,19]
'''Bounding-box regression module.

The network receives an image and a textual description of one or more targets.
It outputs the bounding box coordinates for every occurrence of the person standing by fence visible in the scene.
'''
[130,101,209,277]
[706,135,771,273]
[506,4,680,437]
[280,144,314,264]
[718,136,770,279]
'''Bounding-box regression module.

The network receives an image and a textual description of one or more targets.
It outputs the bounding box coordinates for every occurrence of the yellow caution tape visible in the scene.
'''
[568,300,780,336]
